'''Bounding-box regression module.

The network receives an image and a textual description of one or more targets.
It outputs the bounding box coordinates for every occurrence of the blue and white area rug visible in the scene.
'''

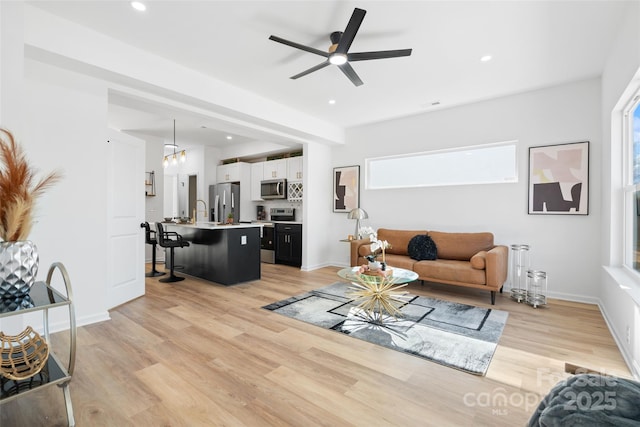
[263,282,508,376]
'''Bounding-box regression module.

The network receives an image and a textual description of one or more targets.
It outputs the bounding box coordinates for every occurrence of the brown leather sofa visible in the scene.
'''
[350,228,508,304]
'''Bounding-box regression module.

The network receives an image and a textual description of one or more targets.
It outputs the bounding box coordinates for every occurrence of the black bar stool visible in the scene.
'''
[155,222,190,283]
[140,222,165,277]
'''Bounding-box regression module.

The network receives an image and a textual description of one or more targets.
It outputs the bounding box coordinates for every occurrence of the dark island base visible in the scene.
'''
[166,225,261,285]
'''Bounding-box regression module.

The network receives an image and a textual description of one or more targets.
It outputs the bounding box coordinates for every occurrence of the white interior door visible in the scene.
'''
[107,128,145,308]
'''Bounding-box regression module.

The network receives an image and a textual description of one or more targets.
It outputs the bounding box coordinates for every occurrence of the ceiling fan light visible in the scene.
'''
[180,150,186,163]
[329,53,347,65]
[172,153,177,165]
[163,156,169,168]
[131,1,146,11]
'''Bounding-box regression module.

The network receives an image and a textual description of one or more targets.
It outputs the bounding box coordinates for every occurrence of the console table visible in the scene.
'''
[0,262,76,426]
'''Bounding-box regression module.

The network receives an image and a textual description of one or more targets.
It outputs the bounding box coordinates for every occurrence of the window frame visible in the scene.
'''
[364,140,518,190]
[623,93,640,273]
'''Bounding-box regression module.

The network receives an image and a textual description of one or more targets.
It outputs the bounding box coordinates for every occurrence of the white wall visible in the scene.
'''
[142,134,165,262]
[163,145,209,220]
[600,0,640,378]
[0,2,24,134]
[301,142,332,270]
[330,79,602,304]
[22,58,111,329]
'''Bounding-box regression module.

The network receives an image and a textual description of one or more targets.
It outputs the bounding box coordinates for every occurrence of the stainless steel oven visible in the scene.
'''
[260,208,295,264]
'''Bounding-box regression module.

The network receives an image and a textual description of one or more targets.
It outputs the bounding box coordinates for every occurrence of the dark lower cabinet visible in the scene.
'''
[275,223,302,267]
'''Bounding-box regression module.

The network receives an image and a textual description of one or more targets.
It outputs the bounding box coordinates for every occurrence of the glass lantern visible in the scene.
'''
[526,270,547,308]
[510,244,530,302]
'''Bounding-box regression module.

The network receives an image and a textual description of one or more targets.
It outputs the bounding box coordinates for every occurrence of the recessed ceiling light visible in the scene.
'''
[131,1,146,11]
[480,55,492,62]
[328,99,336,105]
[226,136,233,140]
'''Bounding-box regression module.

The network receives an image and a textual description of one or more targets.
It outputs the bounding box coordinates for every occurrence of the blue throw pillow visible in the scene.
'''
[408,235,437,261]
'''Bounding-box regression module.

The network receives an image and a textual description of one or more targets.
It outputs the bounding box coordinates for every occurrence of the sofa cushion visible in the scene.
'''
[378,229,429,256]
[470,251,487,270]
[408,234,437,260]
[414,259,486,285]
[428,231,494,261]
[383,254,417,270]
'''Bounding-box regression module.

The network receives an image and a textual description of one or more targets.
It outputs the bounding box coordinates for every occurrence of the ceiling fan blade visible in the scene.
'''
[291,61,331,79]
[348,49,413,62]
[338,62,363,87]
[335,8,366,55]
[269,35,329,58]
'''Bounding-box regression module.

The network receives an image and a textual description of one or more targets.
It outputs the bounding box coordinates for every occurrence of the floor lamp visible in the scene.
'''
[348,208,368,239]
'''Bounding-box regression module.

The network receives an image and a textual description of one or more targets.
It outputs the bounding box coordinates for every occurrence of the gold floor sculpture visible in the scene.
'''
[347,273,410,322]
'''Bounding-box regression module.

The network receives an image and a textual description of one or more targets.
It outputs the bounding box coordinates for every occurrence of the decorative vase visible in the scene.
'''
[0,241,39,299]
[368,260,381,271]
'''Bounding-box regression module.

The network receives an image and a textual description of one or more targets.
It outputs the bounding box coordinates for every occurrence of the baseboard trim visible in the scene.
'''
[44,311,111,335]
[598,298,640,380]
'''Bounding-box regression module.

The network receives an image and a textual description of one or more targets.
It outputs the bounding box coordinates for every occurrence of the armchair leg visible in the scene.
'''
[499,285,503,294]
[490,291,496,305]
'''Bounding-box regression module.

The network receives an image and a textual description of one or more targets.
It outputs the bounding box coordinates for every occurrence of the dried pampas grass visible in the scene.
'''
[0,128,62,242]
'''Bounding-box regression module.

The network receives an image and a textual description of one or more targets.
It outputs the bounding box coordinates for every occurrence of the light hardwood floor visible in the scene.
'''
[0,263,632,426]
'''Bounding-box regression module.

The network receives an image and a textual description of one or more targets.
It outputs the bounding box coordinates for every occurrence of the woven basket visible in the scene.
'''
[0,326,50,380]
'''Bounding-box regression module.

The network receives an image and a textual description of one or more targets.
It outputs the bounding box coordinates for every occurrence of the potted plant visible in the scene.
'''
[226,213,234,224]
[0,128,61,299]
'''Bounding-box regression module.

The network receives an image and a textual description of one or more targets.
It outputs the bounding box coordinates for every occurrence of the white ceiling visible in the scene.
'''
[29,0,630,149]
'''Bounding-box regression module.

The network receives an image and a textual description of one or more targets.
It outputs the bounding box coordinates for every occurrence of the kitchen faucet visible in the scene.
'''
[195,199,207,222]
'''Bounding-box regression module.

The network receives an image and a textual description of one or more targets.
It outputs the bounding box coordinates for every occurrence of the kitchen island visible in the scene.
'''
[164,222,262,285]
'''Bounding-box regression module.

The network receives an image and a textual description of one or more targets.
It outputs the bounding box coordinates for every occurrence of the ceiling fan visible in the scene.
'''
[269,7,412,87]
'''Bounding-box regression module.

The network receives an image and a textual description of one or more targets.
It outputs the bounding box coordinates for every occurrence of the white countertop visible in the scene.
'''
[250,220,303,225]
[163,222,265,230]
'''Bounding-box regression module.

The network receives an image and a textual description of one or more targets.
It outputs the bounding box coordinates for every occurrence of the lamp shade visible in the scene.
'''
[347,208,368,220]
[347,208,368,239]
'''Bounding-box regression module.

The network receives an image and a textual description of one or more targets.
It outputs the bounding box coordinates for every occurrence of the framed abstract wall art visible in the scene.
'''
[333,165,360,212]
[528,141,589,215]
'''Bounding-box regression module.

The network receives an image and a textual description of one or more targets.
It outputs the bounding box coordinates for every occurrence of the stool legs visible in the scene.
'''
[159,247,185,283]
[146,243,165,277]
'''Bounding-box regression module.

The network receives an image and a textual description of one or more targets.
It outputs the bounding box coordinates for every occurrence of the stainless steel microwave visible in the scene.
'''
[260,179,287,199]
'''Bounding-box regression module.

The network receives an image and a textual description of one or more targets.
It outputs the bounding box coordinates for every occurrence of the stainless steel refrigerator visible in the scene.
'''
[209,183,240,223]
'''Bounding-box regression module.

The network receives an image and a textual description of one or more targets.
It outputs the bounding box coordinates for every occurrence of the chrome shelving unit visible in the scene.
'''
[0,262,76,426]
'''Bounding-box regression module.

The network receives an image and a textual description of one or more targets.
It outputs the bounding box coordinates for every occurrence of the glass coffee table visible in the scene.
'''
[337,266,418,284]
[337,266,418,323]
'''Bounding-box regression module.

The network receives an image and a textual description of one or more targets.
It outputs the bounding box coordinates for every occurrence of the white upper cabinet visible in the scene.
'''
[287,157,303,181]
[250,162,264,201]
[217,162,247,183]
[263,159,287,180]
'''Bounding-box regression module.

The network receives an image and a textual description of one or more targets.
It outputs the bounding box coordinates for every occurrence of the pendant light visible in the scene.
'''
[163,119,186,168]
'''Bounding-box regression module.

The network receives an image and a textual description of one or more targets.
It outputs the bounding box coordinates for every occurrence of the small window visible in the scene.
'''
[365,141,518,190]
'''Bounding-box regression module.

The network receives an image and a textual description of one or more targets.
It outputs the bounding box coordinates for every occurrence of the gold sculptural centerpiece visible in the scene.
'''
[347,271,409,321]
